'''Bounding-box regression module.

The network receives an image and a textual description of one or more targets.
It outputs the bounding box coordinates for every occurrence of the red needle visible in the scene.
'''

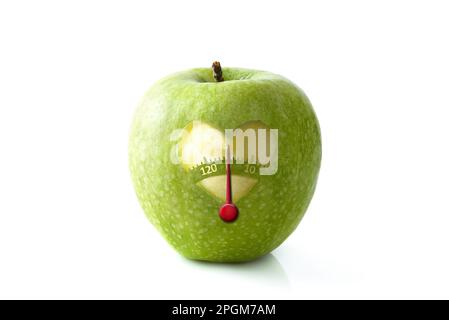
[225,155,232,204]
[219,146,239,222]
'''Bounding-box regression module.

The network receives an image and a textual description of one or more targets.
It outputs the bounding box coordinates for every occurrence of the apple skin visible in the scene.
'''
[129,67,321,262]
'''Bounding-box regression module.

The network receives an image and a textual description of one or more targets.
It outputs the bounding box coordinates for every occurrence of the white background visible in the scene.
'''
[1,0,448,299]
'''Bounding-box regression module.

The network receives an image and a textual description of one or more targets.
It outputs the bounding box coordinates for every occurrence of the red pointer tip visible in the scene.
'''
[219,203,239,222]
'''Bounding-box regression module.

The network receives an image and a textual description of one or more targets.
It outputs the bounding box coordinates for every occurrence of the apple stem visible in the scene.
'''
[212,61,224,82]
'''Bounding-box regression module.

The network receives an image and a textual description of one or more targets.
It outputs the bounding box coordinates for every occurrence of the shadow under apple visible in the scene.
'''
[182,253,290,288]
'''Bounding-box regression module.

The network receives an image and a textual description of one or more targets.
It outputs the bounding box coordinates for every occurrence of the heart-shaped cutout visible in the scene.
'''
[178,120,269,203]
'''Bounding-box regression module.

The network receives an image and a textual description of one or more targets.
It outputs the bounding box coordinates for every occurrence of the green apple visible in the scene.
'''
[129,62,321,262]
